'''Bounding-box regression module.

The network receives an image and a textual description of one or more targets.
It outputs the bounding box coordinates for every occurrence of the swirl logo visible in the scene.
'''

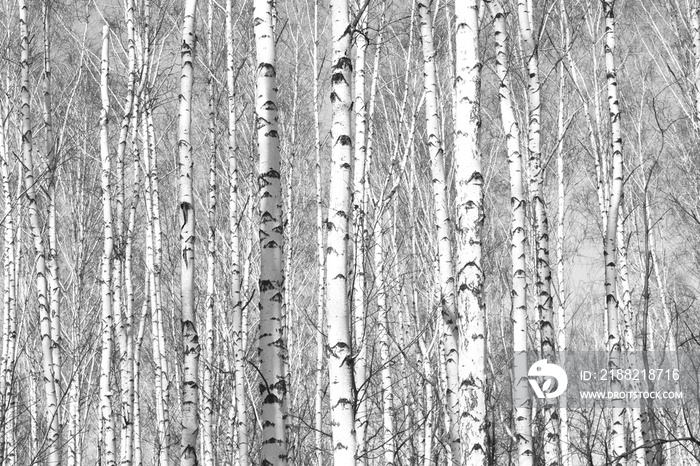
[528,359,568,399]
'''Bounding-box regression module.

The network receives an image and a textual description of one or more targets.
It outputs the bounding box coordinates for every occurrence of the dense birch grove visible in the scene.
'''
[1,0,700,465]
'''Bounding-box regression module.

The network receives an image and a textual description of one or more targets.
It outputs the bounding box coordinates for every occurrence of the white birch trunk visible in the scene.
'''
[454,0,486,463]
[352,5,369,460]
[43,1,62,410]
[601,0,626,461]
[616,216,645,466]
[225,0,248,463]
[29,373,39,460]
[127,47,144,466]
[0,80,16,466]
[374,208,395,465]
[554,12,570,461]
[312,2,326,464]
[417,3,460,463]
[515,1,558,462]
[202,2,216,464]
[326,0,356,466]
[254,0,288,463]
[143,94,170,466]
[2,66,15,466]
[408,180,435,466]
[67,378,80,466]
[116,1,137,463]
[484,1,532,464]
[19,0,61,462]
[326,0,356,464]
[133,278,149,466]
[99,24,118,466]
[177,2,200,464]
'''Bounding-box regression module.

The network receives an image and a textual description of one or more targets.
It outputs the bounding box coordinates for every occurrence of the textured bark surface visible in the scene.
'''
[418,2,461,463]
[374,209,395,466]
[602,1,626,462]
[254,0,288,463]
[0,57,16,466]
[326,0,357,464]
[453,0,486,463]
[484,1,532,464]
[616,215,645,466]
[202,2,216,464]
[98,25,117,466]
[116,2,137,464]
[177,1,200,464]
[225,1,248,464]
[19,1,61,463]
[143,96,170,466]
[352,7,368,460]
[555,10,570,461]
[515,1,558,463]
[312,2,325,465]
[42,2,62,413]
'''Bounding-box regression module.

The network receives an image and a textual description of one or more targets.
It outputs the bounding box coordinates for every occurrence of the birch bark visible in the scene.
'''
[116,2,137,463]
[515,2,558,463]
[225,2,247,464]
[352,6,369,460]
[326,0,357,463]
[602,0,626,461]
[143,92,170,466]
[202,1,216,464]
[19,0,61,462]
[99,24,118,466]
[0,72,15,466]
[43,1,62,410]
[310,4,327,465]
[177,1,200,464]
[374,208,395,466]
[254,0,288,463]
[554,9,570,461]
[453,0,486,463]
[417,2,460,462]
[484,1,532,464]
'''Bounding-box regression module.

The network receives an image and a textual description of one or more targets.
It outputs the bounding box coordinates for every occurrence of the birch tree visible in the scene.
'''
[375,207,395,466]
[417,2,461,462]
[354,13,385,462]
[453,0,486,463]
[201,2,216,465]
[254,0,288,463]
[98,24,118,466]
[19,0,61,463]
[515,1,558,462]
[484,1,532,463]
[115,2,137,464]
[124,85,142,466]
[312,0,325,464]
[0,69,16,466]
[202,0,217,466]
[327,0,356,463]
[177,0,200,464]
[225,0,248,463]
[352,5,369,460]
[555,5,570,462]
[142,45,171,466]
[43,0,61,407]
[602,0,626,461]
